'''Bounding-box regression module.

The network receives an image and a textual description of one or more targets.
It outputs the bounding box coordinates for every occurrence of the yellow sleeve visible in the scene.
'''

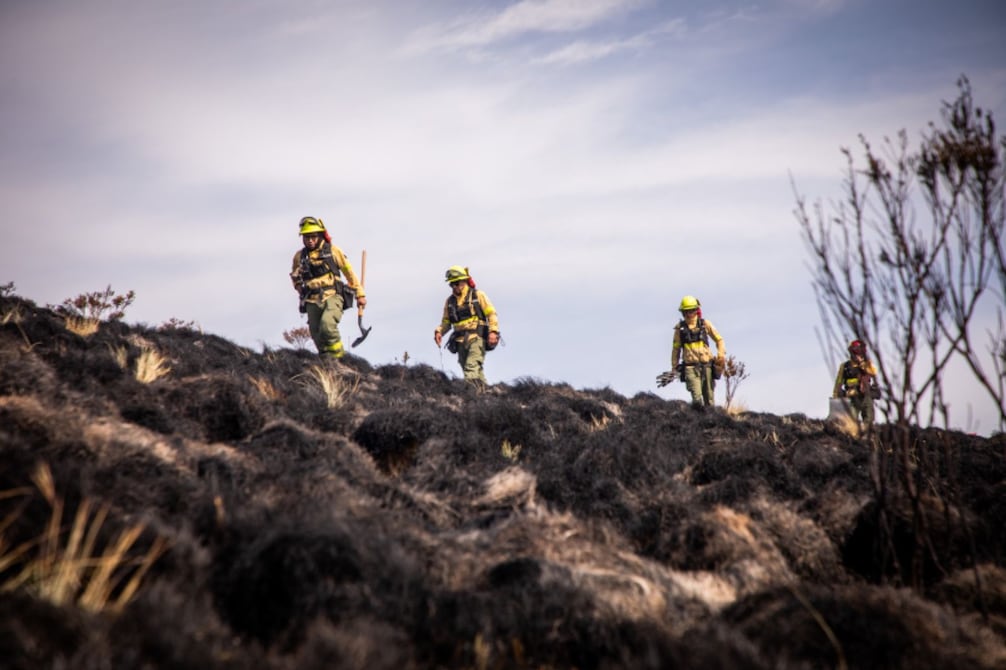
[290,251,303,288]
[705,319,726,358]
[833,363,845,398]
[331,246,365,298]
[438,296,452,335]
[477,291,499,332]
[671,326,682,366]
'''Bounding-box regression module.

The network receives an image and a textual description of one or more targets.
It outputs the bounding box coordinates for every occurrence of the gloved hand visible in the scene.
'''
[714,356,726,376]
[656,370,677,387]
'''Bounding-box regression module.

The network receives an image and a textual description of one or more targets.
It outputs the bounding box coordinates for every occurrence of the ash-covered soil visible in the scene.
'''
[1,293,1004,669]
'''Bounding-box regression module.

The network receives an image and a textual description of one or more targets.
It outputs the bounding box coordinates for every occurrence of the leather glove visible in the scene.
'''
[656,370,677,387]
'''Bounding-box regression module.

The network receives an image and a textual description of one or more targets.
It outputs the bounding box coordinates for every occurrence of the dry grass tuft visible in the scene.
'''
[1,304,34,348]
[294,364,358,408]
[1,305,21,326]
[248,375,280,400]
[0,463,166,613]
[134,347,171,383]
[56,285,135,338]
[501,439,523,462]
[831,414,861,438]
[107,344,128,370]
[65,316,100,338]
[726,402,749,417]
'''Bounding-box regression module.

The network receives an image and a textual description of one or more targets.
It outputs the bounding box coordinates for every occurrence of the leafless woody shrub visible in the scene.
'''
[722,355,750,411]
[795,77,1005,433]
[795,77,1005,600]
[282,326,313,349]
[52,285,136,337]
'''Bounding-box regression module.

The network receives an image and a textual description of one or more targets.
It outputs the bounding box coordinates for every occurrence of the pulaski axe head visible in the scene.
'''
[351,313,371,348]
[351,249,371,348]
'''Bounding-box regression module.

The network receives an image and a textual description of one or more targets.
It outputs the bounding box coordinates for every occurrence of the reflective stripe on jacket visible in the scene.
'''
[438,284,498,336]
[671,317,724,366]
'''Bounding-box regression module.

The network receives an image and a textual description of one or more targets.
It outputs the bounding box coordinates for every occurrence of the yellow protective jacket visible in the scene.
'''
[671,316,725,366]
[290,242,364,306]
[437,284,499,337]
[833,359,877,398]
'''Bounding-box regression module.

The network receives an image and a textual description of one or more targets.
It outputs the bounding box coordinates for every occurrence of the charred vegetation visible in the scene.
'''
[0,292,1004,669]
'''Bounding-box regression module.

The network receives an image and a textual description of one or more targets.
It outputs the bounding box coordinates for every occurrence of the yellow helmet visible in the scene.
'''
[298,216,326,235]
[445,265,470,283]
[679,295,700,312]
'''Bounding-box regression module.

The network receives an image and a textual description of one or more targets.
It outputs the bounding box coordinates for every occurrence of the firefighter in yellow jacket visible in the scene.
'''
[671,295,726,409]
[434,266,500,386]
[290,216,366,359]
[833,339,877,426]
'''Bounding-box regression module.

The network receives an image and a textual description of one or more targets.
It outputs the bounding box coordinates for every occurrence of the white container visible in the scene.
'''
[827,397,855,422]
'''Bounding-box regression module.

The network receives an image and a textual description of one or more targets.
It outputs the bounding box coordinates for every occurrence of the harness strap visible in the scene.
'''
[678,318,709,347]
[448,287,487,328]
[302,281,344,297]
[300,244,342,283]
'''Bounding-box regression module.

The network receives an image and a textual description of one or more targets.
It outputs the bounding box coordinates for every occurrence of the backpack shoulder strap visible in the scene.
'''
[319,243,342,279]
[470,288,487,322]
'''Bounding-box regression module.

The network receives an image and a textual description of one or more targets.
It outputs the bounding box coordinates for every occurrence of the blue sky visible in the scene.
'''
[2,0,1004,433]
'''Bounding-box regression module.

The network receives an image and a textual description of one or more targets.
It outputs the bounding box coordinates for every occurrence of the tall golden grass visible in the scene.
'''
[500,439,523,462]
[134,347,171,383]
[294,364,359,408]
[1,303,34,347]
[0,463,166,613]
[248,375,280,400]
[65,316,100,338]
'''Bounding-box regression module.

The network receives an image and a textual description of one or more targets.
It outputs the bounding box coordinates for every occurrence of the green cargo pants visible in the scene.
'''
[682,363,714,408]
[454,332,487,386]
[849,392,874,426]
[306,293,345,358]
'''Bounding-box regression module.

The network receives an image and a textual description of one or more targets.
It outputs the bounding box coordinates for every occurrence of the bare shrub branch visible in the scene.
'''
[282,326,313,349]
[795,76,1005,432]
[722,355,750,411]
[51,286,136,339]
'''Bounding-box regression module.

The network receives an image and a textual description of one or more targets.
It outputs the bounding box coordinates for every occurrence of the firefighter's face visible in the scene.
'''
[451,281,465,295]
[302,233,323,250]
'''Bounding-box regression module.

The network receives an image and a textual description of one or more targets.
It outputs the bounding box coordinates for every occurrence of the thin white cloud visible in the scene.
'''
[535,17,686,65]
[536,37,635,65]
[404,0,649,54]
[3,0,1004,434]
[777,0,849,17]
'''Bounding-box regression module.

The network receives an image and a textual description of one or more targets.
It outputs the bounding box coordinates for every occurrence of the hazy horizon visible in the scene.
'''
[2,0,1004,433]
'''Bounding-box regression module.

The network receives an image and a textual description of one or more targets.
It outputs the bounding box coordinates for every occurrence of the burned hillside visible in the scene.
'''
[1,292,1004,669]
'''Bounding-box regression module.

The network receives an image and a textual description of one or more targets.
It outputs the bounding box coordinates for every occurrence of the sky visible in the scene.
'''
[2,0,1005,434]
